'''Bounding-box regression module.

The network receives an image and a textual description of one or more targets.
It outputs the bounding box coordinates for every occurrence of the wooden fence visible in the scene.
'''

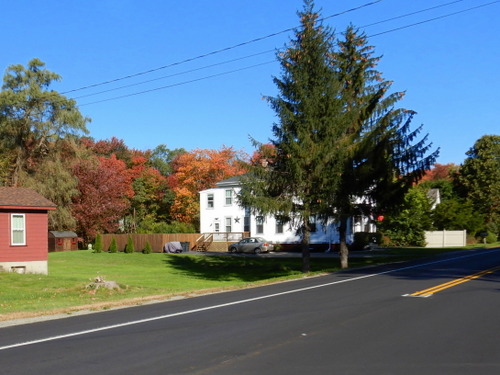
[100,233,201,253]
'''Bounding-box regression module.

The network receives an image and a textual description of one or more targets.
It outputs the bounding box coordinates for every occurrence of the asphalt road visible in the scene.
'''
[1,248,499,374]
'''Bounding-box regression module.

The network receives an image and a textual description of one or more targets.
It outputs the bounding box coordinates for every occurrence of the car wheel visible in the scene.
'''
[254,247,262,254]
[229,247,237,253]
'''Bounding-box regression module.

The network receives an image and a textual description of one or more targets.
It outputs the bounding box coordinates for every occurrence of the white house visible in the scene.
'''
[199,176,376,250]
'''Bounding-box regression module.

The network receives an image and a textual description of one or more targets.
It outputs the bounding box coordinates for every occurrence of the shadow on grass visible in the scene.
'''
[163,254,333,282]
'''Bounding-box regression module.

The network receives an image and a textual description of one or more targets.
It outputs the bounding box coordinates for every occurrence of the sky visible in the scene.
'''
[3,0,499,165]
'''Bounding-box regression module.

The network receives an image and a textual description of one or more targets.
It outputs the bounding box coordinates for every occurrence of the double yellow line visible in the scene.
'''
[406,265,500,297]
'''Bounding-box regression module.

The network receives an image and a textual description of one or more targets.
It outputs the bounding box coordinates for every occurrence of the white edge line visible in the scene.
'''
[0,249,496,351]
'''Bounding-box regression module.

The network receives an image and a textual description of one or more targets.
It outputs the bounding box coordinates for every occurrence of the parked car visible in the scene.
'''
[228,237,274,254]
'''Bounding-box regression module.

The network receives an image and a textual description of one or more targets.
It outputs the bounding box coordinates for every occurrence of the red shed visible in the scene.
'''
[0,187,56,274]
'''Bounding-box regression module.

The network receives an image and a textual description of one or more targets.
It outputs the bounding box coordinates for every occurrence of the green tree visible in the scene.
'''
[124,235,135,253]
[94,233,103,253]
[142,241,153,254]
[456,135,500,236]
[109,237,118,253]
[18,138,84,230]
[0,58,90,186]
[431,198,483,234]
[150,144,186,176]
[240,0,347,272]
[326,26,438,267]
[378,187,433,246]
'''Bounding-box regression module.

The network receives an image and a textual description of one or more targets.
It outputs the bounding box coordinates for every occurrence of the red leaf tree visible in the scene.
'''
[72,154,133,241]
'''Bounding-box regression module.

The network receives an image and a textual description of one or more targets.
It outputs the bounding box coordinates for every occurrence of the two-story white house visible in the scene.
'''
[199,176,376,251]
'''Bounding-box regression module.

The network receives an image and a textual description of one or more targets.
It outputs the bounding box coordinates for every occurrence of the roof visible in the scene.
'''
[0,187,57,210]
[215,175,244,188]
[49,231,78,238]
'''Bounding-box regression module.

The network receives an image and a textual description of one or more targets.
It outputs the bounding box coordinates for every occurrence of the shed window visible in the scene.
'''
[11,214,26,246]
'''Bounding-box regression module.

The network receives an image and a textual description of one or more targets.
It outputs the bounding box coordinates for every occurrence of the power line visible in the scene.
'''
[63,0,382,95]
[78,61,275,107]
[73,50,275,100]
[76,0,499,107]
[369,1,500,38]
[71,1,473,101]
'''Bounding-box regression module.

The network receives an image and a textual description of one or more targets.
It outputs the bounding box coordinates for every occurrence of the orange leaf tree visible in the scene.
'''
[168,147,249,226]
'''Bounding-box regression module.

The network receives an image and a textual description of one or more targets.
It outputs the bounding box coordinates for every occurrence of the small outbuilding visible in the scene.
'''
[49,231,79,252]
[0,187,57,274]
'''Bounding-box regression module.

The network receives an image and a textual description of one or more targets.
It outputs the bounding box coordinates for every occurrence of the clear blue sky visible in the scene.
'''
[3,0,499,165]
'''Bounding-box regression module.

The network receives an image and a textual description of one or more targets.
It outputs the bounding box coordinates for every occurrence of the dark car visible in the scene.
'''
[228,237,274,254]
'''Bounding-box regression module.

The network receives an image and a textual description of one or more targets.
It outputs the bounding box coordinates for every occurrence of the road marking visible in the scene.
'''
[1,249,499,351]
[404,265,500,298]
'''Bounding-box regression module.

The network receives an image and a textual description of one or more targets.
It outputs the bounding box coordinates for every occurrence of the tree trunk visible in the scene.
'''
[301,224,311,273]
[339,215,349,269]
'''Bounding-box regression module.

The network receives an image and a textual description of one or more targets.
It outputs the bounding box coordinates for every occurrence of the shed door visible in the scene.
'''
[63,238,73,251]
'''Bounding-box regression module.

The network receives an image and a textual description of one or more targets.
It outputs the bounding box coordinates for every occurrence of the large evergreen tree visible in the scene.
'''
[242,2,438,271]
[328,26,438,268]
[0,58,90,186]
[240,0,348,272]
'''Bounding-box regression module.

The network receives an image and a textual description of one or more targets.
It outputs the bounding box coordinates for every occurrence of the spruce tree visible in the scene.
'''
[240,0,347,272]
[329,26,439,267]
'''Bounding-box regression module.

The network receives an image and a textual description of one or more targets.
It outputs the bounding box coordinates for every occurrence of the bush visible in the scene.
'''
[93,233,103,253]
[142,241,153,254]
[124,235,135,253]
[109,237,118,253]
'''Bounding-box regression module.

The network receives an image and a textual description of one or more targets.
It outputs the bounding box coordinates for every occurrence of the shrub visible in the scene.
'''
[109,237,118,253]
[124,235,135,253]
[143,241,153,254]
[93,233,103,253]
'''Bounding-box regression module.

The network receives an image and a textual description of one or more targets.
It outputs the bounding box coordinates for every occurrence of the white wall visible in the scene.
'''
[0,260,48,275]
[425,230,467,247]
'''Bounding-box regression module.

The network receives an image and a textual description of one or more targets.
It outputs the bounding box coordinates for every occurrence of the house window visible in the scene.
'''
[244,207,251,232]
[225,190,233,205]
[11,214,26,246]
[207,194,214,209]
[276,219,284,234]
[214,222,220,232]
[225,217,232,233]
[256,216,264,234]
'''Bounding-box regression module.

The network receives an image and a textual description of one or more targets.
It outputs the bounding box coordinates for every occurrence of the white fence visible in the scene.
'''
[425,230,466,247]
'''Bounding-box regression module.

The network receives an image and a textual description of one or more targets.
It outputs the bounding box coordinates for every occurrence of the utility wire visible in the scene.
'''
[78,61,275,106]
[62,0,382,95]
[71,0,471,100]
[73,50,275,100]
[369,1,499,37]
[77,0,499,106]
[361,0,467,29]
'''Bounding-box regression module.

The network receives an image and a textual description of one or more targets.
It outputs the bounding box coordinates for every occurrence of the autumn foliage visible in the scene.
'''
[72,155,133,241]
[168,147,248,224]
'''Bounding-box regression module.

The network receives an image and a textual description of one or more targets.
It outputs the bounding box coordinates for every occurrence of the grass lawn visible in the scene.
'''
[0,244,496,321]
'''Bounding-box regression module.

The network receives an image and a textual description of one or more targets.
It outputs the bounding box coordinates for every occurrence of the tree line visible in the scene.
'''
[0,59,248,243]
[238,1,498,271]
[1,1,498,269]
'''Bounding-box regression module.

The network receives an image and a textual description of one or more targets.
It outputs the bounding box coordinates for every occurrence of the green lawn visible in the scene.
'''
[0,245,496,320]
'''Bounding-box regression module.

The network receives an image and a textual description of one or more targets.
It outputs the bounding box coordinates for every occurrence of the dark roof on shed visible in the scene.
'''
[0,187,57,210]
[49,231,78,238]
